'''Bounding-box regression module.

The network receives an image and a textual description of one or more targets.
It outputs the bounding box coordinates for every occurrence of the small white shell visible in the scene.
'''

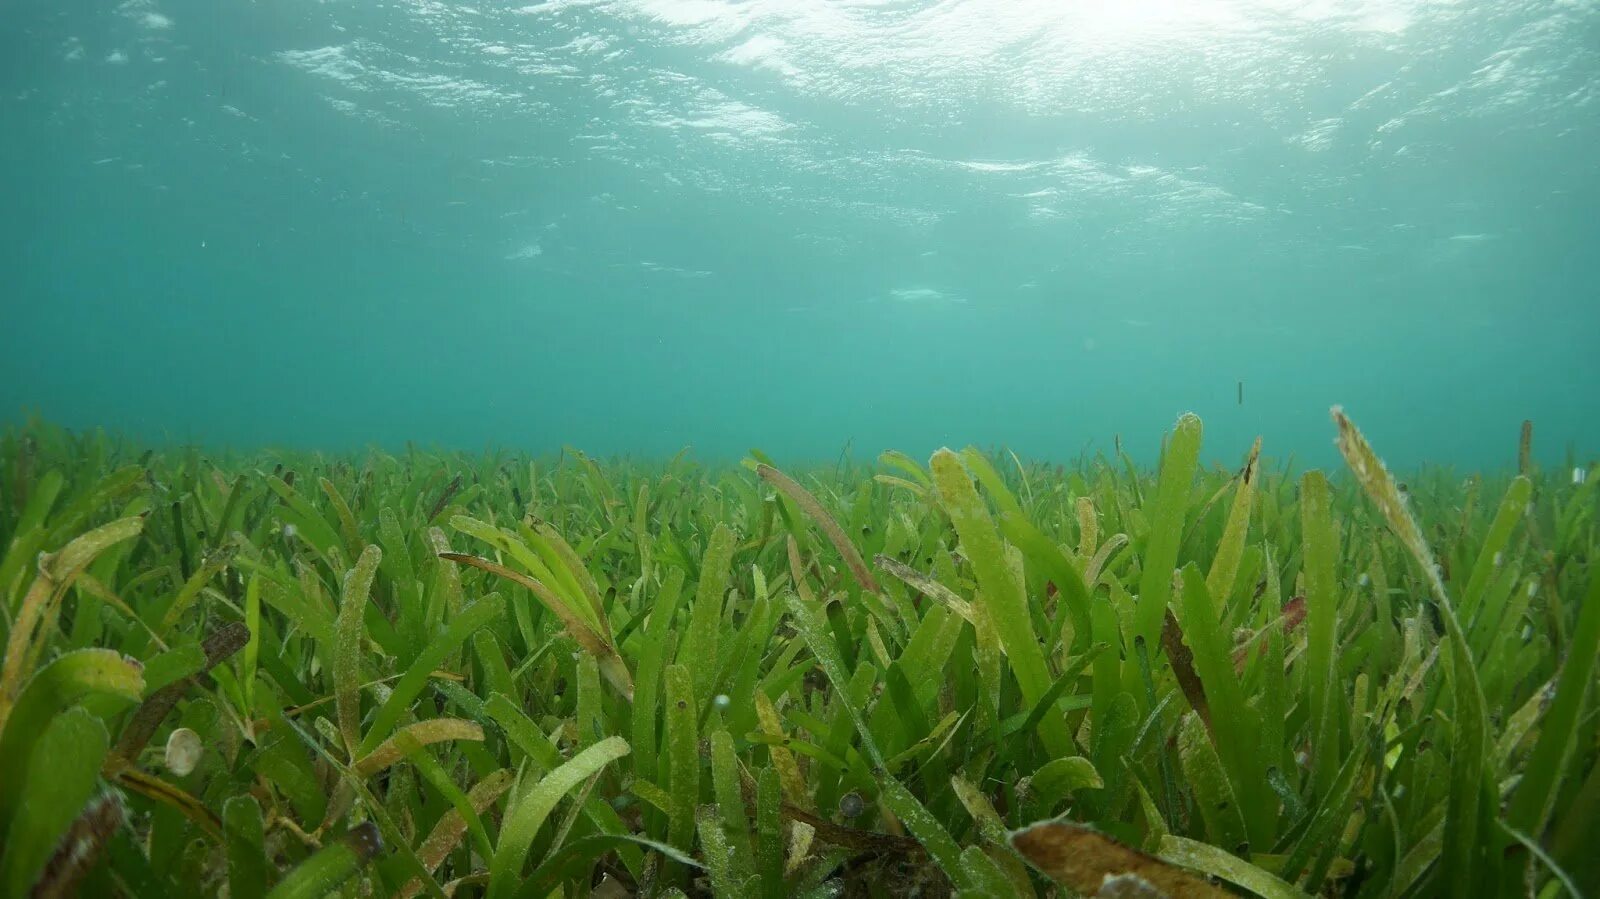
[165,728,203,777]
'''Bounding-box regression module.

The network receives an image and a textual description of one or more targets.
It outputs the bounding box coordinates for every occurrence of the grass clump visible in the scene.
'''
[0,410,1596,897]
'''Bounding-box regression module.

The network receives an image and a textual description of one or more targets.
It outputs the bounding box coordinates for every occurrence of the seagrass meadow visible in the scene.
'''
[0,409,1596,899]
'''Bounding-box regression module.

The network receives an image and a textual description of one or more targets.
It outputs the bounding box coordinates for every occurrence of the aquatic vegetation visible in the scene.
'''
[0,411,1595,897]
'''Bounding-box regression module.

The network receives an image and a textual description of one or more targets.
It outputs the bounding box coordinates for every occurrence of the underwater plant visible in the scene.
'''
[0,409,1594,897]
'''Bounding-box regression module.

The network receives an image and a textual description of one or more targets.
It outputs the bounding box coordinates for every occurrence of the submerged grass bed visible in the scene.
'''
[0,410,1595,898]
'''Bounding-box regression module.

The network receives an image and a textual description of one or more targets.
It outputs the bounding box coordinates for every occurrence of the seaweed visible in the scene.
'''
[0,413,1593,897]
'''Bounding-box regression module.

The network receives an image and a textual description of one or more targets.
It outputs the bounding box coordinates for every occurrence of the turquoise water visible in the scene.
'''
[3,0,1597,468]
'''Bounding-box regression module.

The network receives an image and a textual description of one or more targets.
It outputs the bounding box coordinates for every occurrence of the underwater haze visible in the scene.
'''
[3,0,1598,466]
